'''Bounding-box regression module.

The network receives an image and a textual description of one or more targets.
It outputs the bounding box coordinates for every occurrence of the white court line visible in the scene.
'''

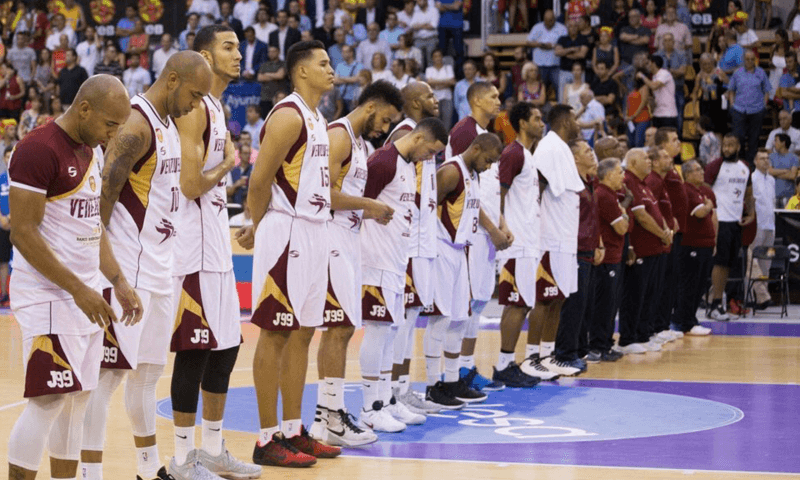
[0,400,26,411]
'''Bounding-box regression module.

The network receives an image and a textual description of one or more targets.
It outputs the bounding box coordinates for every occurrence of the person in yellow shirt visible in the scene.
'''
[784,177,800,209]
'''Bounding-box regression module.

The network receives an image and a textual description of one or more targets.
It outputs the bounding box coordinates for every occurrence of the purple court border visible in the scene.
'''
[345,379,800,474]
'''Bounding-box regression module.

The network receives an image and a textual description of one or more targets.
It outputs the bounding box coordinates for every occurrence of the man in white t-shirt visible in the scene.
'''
[638,55,677,130]
[45,13,76,50]
[749,150,774,309]
[151,33,179,79]
[122,53,151,98]
[733,14,760,49]
[409,0,439,69]
[765,110,800,154]
[575,90,605,143]
[233,0,259,29]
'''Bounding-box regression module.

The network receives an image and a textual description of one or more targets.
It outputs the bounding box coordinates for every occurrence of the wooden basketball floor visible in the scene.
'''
[1,308,798,479]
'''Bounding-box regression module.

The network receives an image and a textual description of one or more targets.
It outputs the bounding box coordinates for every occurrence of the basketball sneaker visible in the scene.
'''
[137,466,175,480]
[194,440,261,479]
[519,355,560,381]
[361,401,406,432]
[310,408,378,447]
[707,303,730,321]
[168,453,224,480]
[616,343,647,354]
[600,349,623,362]
[686,325,712,336]
[585,350,602,363]
[643,339,662,352]
[396,388,442,415]
[540,357,581,377]
[252,432,317,468]
[460,366,505,392]
[286,427,342,458]
[385,397,426,425]
[671,329,685,338]
[444,379,487,403]
[425,381,465,410]
[492,362,540,387]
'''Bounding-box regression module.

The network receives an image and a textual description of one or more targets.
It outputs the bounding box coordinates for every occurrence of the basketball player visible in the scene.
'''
[519,105,585,377]
[80,53,213,480]
[248,40,340,468]
[441,82,509,392]
[387,82,445,415]
[166,26,262,479]
[7,76,141,480]
[359,118,448,432]
[494,102,554,385]
[425,133,506,409]
[309,80,403,447]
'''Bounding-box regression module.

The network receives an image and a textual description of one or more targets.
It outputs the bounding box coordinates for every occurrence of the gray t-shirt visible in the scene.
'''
[7,46,36,83]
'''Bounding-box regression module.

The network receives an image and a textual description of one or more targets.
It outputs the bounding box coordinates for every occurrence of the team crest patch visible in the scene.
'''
[155,128,163,143]
[89,176,96,192]
[308,119,315,130]
[209,110,216,123]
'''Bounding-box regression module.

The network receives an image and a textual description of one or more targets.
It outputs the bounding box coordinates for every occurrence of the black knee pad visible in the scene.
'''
[171,349,211,413]
[201,346,240,394]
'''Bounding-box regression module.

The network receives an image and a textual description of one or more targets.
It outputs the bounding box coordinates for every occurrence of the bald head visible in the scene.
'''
[67,75,131,148]
[160,51,212,118]
[625,148,651,178]
[401,81,438,119]
[163,50,212,81]
[402,81,432,104]
[74,74,129,108]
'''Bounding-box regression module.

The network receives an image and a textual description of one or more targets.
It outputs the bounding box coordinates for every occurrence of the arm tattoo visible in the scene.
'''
[100,131,147,203]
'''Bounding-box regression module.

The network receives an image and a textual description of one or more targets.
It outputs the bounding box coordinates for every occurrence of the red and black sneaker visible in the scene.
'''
[286,426,342,458]
[252,432,317,468]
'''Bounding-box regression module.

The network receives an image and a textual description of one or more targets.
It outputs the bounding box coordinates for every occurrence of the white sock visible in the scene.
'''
[362,379,380,410]
[173,426,194,466]
[53,477,76,480]
[541,342,555,357]
[201,419,223,457]
[281,419,302,438]
[379,373,392,404]
[81,463,102,480]
[397,374,410,395]
[496,352,514,371]
[258,426,280,446]
[136,445,160,479]
[425,356,441,386]
[327,377,345,411]
[459,354,475,370]
[526,344,540,358]
[443,356,460,382]
[317,379,330,409]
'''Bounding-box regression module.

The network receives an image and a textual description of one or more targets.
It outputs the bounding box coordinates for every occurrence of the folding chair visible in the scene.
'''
[744,246,791,318]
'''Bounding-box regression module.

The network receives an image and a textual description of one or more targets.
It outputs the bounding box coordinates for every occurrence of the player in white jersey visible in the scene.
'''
[309,80,402,447]
[358,118,448,432]
[705,134,754,321]
[7,76,141,480]
[423,133,506,410]
[79,53,213,480]
[441,82,508,393]
[247,41,341,468]
[386,82,445,415]
[493,102,555,386]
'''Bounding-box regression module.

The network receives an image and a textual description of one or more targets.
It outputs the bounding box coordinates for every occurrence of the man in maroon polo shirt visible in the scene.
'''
[618,148,673,354]
[589,158,628,361]
[674,160,715,336]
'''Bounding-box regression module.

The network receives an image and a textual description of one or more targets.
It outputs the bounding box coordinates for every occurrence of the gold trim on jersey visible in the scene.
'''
[48,155,97,202]
[446,190,465,231]
[104,326,120,348]
[128,153,157,209]
[536,263,557,285]
[256,273,295,315]
[28,336,72,370]
[362,285,385,305]
[281,144,306,194]
[499,262,518,290]
[326,291,342,309]
[334,160,350,192]
[173,287,212,334]
[415,162,424,195]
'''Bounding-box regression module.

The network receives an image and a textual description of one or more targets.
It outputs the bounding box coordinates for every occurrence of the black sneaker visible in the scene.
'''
[601,350,624,362]
[425,381,465,410]
[444,379,488,403]
[585,350,602,363]
[136,466,175,480]
[493,362,541,388]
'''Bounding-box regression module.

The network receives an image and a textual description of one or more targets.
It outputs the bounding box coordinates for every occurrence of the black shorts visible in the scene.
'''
[714,221,742,268]
[0,228,10,263]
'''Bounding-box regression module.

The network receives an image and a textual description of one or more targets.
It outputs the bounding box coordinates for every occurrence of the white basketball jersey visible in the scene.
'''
[478,162,501,230]
[107,94,181,291]
[712,159,750,223]
[437,155,481,248]
[260,92,331,222]
[497,141,540,259]
[174,95,233,275]
[330,117,368,232]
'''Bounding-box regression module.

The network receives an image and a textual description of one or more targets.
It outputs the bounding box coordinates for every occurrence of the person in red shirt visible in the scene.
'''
[618,148,673,354]
[675,160,716,335]
[590,158,629,361]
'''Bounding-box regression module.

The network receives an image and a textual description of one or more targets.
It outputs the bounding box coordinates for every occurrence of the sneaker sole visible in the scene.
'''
[362,420,406,433]
[454,395,487,403]
[479,384,506,392]
[324,433,379,447]
[427,401,464,410]
[208,470,262,479]
[251,457,317,468]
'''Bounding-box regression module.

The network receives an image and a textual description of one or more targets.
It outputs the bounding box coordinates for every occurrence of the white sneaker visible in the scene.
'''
[169,452,225,480]
[396,388,442,414]
[651,333,669,344]
[686,325,712,336]
[671,330,684,338]
[540,357,580,376]
[643,340,662,352]
[617,343,647,354]
[385,400,426,425]
[519,355,560,380]
[361,405,406,433]
[656,330,677,343]
[196,440,262,479]
[312,408,378,446]
[708,304,730,321]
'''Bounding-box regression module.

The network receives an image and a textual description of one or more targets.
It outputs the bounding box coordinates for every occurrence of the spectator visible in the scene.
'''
[186,31,197,51]
[789,0,800,42]
[357,22,393,67]
[749,150,775,309]
[93,43,123,81]
[0,65,21,120]
[563,62,590,112]
[656,33,688,133]
[218,1,245,40]
[510,46,528,94]
[288,0,313,32]
[388,58,411,89]
[436,0,464,77]
[188,0,222,27]
[7,32,36,84]
[128,18,151,70]
[29,2,49,51]
[49,97,63,117]
[733,12,759,49]
[481,52,509,101]
[349,69,373,111]
[18,94,41,140]
[641,0,660,51]
[654,6,691,54]
[116,5,139,53]
[180,13,201,50]
[785,177,800,208]
[0,124,17,163]
[728,50,770,166]
[665,0,690,25]
[592,26,619,79]
[768,134,800,205]
[405,57,422,81]
[769,30,791,98]
[381,11,405,52]
[576,89,605,143]
[426,48,455,129]
[335,44,365,111]
[638,55,677,129]
[410,0,440,69]
[370,52,391,82]
[517,62,546,108]
[314,11,337,50]
[356,0,387,29]
[526,10,566,100]
[595,135,626,160]
[122,53,151,99]
[0,146,9,305]
[492,97,517,145]
[644,125,657,147]
[395,33,424,68]
[698,116,721,165]
[328,28,347,70]
[51,34,70,77]
[45,13,76,51]
[455,59,478,120]
[625,74,651,147]
[252,7,276,44]
[234,0,260,29]
[257,45,288,116]
[619,9,651,66]
[591,61,619,116]
[152,33,179,80]
[577,14,597,54]
[60,0,86,34]
[766,110,800,154]
[397,0,416,28]
[75,26,101,77]
[56,50,86,108]
[555,19,589,99]
[33,49,55,107]
[240,27,268,83]
[318,86,344,122]
[269,10,302,61]
[777,53,800,127]
[692,53,726,135]
[330,0,351,27]
[227,149,252,205]
[719,29,744,76]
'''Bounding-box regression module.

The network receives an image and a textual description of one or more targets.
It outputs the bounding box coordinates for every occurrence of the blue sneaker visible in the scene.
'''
[574,358,588,373]
[460,366,505,392]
